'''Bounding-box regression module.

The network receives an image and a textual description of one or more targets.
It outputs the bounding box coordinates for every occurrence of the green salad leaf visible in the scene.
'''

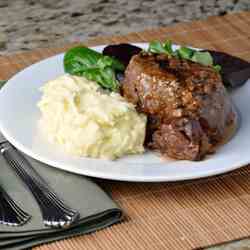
[177,46,194,60]
[148,41,167,54]
[191,51,213,66]
[213,64,222,72]
[163,40,175,55]
[64,46,125,91]
[0,80,6,89]
[148,40,221,72]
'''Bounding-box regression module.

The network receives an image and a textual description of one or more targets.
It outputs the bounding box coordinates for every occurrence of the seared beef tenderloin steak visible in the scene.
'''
[122,53,235,160]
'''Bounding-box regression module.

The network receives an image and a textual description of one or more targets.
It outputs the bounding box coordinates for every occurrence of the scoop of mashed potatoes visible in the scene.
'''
[38,75,146,159]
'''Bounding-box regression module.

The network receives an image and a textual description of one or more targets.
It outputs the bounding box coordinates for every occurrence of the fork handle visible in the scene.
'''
[0,142,79,228]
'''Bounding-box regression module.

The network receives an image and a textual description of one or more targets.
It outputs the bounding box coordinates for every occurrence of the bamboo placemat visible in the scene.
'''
[1,11,250,250]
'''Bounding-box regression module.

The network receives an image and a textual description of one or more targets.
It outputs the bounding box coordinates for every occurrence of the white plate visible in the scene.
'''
[0,43,249,182]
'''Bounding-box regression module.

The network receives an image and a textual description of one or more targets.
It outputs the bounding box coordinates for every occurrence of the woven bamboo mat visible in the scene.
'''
[1,11,250,250]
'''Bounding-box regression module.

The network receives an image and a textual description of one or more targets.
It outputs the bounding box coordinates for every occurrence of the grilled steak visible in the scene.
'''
[122,52,236,160]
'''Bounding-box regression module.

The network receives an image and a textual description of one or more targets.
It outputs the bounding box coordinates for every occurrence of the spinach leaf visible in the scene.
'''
[64,46,124,91]
[96,56,124,71]
[64,47,101,74]
[82,67,118,91]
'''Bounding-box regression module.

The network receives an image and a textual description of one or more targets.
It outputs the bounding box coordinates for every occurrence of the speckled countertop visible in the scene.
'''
[1,0,250,249]
[0,0,250,55]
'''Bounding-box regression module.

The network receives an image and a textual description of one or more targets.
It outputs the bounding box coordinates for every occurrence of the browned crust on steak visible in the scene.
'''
[122,52,235,160]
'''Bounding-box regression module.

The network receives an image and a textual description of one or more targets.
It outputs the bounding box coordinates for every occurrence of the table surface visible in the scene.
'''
[0,0,250,55]
[1,9,250,250]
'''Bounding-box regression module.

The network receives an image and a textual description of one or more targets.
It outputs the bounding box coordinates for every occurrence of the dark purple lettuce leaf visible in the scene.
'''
[203,50,250,88]
[103,43,142,68]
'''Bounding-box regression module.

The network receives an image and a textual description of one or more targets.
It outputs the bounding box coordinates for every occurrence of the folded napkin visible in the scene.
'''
[0,81,122,250]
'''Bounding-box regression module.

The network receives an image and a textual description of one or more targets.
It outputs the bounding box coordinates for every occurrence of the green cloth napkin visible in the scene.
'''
[0,80,122,250]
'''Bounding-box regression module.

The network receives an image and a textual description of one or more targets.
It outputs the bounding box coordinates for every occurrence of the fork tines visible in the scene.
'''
[0,185,31,226]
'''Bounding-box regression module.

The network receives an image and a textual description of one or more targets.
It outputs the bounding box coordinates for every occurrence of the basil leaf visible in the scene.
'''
[213,64,222,72]
[148,41,167,54]
[147,40,221,73]
[163,40,174,55]
[177,47,195,60]
[191,51,213,66]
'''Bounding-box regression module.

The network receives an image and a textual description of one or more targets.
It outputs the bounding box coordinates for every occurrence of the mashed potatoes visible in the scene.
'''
[38,75,146,159]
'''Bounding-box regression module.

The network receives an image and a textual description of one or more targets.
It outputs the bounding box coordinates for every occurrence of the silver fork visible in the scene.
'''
[0,141,79,228]
[0,184,31,226]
